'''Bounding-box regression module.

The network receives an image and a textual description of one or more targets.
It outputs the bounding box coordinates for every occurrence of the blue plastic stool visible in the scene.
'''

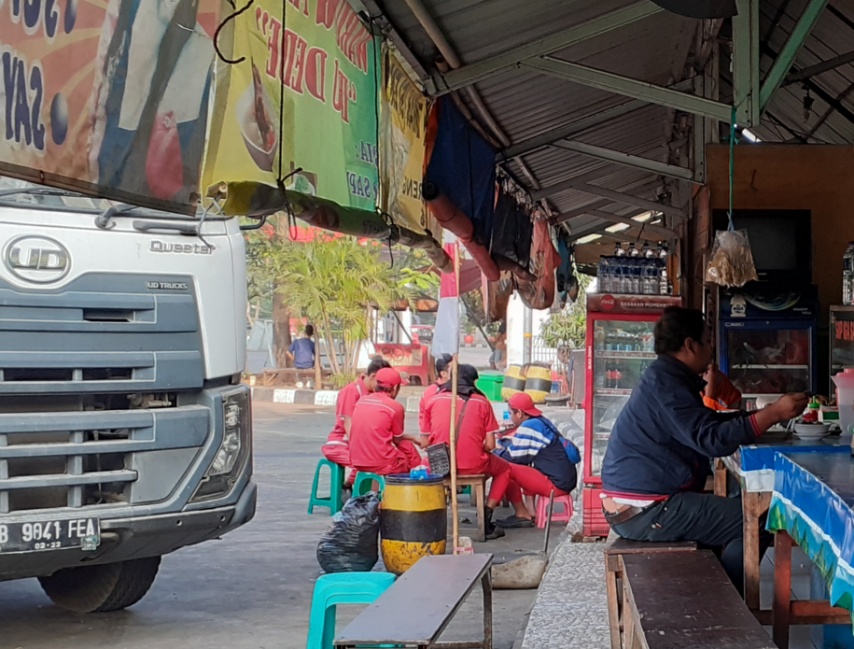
[306,571,396,649]
[308,459,345,515]
[353,472,386,499]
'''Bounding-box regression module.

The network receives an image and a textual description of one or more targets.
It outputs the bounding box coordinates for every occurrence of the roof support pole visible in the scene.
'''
[759,0,830,110]
[432,2,663,95]
[551,140,696,182]
[522,57,732,122]
[732,0,760,126]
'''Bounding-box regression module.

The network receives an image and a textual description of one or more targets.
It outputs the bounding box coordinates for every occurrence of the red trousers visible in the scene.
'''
[459,453,512,504]
[505,463,568,503]
[354,440,423,476]
[321,442,356,484]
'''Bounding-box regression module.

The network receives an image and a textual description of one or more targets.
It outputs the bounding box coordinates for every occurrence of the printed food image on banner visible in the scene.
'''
[203,0,381,216]
[380,49,433,236]
[0,0,222,213]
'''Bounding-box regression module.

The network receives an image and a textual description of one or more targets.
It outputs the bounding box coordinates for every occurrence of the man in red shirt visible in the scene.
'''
[423,364,531,540]
[418,354,453,436]
[349,367,423,475]
[321,358,391,483]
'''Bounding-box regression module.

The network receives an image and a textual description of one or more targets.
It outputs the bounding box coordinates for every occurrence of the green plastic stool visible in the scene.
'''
[308,459,345,515]
[353,472,386,499]
[306,572,395,649]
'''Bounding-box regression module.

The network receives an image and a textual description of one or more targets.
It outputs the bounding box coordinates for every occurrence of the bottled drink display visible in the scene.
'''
[598,243,672,295]
[844,242,854,305]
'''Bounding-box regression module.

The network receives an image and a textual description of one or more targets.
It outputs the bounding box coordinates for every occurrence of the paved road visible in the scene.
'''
[0,402,539,649]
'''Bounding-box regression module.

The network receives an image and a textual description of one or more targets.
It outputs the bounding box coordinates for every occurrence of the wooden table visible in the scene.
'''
[714,436,849,622]
[766,453,854,648]
[334,553,493,649]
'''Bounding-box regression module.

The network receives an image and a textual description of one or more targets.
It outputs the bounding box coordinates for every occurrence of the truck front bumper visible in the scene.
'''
[0,480,257,581]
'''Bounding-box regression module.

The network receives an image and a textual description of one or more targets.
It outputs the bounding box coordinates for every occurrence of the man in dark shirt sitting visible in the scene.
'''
[600,306,806,593]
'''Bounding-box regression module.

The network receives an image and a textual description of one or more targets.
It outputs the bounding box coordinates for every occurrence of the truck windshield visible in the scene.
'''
[0,178,225,221]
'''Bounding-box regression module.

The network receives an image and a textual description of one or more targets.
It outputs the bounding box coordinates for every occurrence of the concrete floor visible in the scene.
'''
[0,401,542,649]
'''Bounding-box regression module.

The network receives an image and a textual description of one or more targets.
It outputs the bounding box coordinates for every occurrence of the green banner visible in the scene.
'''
[204,0,380,215]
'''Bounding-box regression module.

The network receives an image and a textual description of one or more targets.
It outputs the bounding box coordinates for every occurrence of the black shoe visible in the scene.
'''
[496,515,535,529]
[483,506,505,540]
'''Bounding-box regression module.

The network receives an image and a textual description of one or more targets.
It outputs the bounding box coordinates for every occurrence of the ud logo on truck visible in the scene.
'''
[4,236,71,283]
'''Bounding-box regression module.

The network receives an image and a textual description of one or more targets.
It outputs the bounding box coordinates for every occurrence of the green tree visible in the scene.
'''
[540,273,593,349]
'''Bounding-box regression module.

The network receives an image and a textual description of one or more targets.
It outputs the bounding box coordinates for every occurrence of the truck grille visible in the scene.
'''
[0,407,209,514]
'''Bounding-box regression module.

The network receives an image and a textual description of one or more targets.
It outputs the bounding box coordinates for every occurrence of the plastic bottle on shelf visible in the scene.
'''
[643,242,654,258]
[598,257,610,293]
[659,264,671,296]
[629,243,641,257]
[621,259,633,294]
[843,242,854,305]
[615,243,626,257]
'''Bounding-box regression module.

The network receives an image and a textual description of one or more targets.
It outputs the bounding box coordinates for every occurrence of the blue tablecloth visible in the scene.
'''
[768,453,854,616]
[727,436,849,492]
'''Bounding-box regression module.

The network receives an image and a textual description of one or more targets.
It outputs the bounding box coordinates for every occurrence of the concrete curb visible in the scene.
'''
[251,386,423,413]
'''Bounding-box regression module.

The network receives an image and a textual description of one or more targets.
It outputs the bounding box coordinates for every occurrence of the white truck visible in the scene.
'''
[0,184,255,612]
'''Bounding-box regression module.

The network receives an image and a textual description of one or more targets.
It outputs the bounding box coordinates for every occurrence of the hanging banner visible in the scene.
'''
[380,49,434,236]
[0,0,222,213]
[203,0,380,214]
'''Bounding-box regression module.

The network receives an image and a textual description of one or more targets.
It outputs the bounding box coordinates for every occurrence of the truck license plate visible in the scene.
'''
[0,518,100,553]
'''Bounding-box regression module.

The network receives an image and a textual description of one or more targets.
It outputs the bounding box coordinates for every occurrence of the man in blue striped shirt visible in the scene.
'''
[494,393,579,528]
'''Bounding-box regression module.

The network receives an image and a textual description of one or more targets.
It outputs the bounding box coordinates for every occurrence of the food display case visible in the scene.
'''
[582,293,681,538]
[830,306,854,397]
[718,285,817,408]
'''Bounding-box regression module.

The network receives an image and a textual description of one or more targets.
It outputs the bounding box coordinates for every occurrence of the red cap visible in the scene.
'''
[376,367,407,387]
[508,392,542,417]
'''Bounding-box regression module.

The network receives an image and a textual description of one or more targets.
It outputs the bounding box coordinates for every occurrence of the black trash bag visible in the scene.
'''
[316,493,381,573]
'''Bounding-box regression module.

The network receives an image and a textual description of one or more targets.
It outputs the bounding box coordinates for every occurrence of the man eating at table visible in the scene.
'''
[600,306,807,593]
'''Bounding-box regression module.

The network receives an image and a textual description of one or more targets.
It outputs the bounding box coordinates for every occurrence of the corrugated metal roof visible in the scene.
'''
[376,0,854,239]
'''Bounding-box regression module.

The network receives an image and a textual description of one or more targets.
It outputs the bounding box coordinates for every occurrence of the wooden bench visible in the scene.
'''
[260,367,331,387]
[618,551,775,649]
[444,474,487,542]
[334,553,493,649]
[604,532,698,649]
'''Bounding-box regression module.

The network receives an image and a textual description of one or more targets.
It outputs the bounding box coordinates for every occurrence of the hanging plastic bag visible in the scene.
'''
[316,493,381,573]
[705,229,758,287]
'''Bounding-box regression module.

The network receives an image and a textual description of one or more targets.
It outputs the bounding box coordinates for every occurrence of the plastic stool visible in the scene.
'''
[353,472,386,498]
[306,572,395,649]
[308,459,345,515]
[536,493,574,528]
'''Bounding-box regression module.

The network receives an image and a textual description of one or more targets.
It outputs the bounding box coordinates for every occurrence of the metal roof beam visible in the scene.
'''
[732,0,760,126]
[522,57,732,122]
[498,79,695,161]
[784,50,854,86]
[760,0,830,110]
[431,2,663,96]
[585,210,676,238]
[551,140,695,182]
[536,178,683,219]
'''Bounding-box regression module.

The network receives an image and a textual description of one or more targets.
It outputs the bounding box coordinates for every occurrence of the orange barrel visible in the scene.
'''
[524,362,552,404]
[380,475,447,575]
[501,364,526,401]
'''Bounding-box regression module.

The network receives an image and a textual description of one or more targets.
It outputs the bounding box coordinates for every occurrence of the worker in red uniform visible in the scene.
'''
[349,367,423,476]
[422,364,532,540]
[320,358,391,483]
[418,353,453,437]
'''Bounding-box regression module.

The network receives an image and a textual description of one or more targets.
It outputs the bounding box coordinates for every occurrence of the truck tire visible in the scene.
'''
[38,557,161,613]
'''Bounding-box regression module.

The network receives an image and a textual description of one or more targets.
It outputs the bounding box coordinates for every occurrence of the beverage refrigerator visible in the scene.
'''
[717,285,817,408]
[582,293,682,538]
[829,306,854,397]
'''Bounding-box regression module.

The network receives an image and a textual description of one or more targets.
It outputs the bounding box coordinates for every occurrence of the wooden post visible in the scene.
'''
[449,242,461,553]
[742,491,771,613]
[773,530,793,649]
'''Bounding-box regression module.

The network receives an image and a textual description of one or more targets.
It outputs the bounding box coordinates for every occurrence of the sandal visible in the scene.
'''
[496,515,535,529]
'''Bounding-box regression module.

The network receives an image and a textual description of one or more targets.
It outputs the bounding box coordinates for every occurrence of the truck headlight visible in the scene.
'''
[191,390,251,502]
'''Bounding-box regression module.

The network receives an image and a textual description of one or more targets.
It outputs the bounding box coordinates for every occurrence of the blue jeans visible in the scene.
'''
[610,491,772,594]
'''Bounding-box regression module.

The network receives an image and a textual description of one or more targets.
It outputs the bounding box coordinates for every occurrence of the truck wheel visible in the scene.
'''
[38,557,161,613]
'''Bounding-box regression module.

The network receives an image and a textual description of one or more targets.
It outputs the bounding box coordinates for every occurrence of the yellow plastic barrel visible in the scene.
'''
[501,364,527,401]
[380,475,447,575]
[524,363,552,404]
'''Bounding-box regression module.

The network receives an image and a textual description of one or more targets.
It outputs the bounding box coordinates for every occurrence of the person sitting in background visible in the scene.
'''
[320,358,391,485]
[600,306,806,593]
[419,354,453,438]
[702,363,742,411]
[423,364,532,540]
[286,325,316,370]
[349,368,423,476]
[494,393,579,528]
